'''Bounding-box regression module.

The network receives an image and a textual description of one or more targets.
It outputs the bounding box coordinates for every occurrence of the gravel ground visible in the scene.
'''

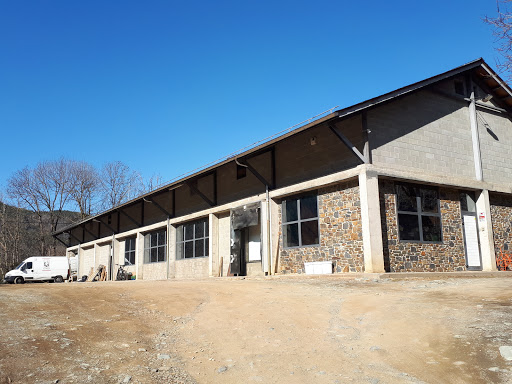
[1,275,512,383]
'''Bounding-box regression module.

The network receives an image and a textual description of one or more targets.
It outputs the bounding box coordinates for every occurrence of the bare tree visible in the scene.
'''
[484,0,512,80]
[99,161,141,210]
[7,159,73,255]
[69,161,99,219]
[137,173,163,195]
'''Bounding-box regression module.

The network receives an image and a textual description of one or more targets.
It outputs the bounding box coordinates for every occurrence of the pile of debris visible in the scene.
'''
[84,265,108,282]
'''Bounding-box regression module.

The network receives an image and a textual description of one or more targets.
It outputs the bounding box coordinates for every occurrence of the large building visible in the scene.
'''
[54,58,512,280]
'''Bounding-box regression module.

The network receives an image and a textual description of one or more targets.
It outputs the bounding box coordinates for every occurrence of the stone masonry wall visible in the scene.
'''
[278,180,364,274]
[490,193,512,258]
[380,180,466,272]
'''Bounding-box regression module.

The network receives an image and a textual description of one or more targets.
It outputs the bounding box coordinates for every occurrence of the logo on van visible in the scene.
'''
[43,259,50,270]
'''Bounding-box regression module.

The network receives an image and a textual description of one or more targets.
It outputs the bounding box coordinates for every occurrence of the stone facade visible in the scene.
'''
[278,180,364,274]
[380,181,466,272]
[490,193,512,257]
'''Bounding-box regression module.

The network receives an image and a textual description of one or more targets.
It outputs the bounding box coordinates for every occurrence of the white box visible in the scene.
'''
[304,261,333,275]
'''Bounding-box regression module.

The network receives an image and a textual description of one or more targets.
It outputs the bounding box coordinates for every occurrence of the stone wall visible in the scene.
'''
[380,180,466,272]
[490,193,512,257]
[278,180,364,274]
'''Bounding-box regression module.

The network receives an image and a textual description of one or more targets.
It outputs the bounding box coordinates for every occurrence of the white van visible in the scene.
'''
[4,257,70,284]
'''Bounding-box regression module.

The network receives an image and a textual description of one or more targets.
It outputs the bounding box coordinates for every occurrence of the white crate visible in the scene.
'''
[304,261,333,275]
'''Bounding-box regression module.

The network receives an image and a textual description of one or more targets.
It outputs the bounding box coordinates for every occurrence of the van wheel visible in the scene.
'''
[14,277,24,284]
[54,276,63,283]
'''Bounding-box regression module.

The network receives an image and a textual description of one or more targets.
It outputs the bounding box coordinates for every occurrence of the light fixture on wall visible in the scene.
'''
[481,94,493,103]
[310,136,317,146]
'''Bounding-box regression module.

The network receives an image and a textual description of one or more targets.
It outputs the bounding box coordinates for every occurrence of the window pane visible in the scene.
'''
[176,243,183,260]
[158,231,166,246]
[151,233,157,247]
[422,216,442,242]
[158,246,166,262]
[151,248,157,263]
[283,223,299,247]
[301,220,319,245]
[421,189,438,213]
[283,199,298,222]
[195,239,204,257]
[205,220,209,235]
[398,214,420,241]
[300,195,317,220]
[460,192,476,212]
[195,221,204,238]
[397,185,417,212]
[184,223,194,240]
[185,241,194,258]
[205,238,209,257]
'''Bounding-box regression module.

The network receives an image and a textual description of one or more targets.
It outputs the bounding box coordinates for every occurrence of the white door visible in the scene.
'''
[463,214,481,269]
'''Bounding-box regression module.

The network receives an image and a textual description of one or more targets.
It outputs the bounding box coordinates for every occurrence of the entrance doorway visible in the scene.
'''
[229,203,262,276]
[460,192,482,270]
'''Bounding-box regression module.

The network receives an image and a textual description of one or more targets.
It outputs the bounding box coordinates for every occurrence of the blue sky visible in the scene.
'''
[0,0,502,194]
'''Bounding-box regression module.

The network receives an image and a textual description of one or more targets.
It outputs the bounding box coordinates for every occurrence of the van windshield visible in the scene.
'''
[15,262,25,270]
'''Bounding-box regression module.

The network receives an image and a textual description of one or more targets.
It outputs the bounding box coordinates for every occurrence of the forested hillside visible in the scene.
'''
[0,202,80,277]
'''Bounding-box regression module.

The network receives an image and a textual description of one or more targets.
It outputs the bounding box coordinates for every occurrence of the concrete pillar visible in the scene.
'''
[476,190,497,271]
[270,198,280,275]
[93,243,99,270]
[209,213,219,277]
[261,201,269,274]
[112,235,120,281]
[136,232,144,280]
[359,169,385,273]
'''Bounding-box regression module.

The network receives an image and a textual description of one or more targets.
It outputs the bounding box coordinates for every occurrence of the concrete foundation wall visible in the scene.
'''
[370,91,475,179]
[142,261,167,280]
[175,258,209,279]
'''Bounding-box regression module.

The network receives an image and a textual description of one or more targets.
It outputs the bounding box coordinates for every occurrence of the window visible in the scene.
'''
[144,229,167,263]
[282,194,319,248]
[396,184,442,242]
[460,192,476,213]
[124,237,136,265]
[176,218,209,259]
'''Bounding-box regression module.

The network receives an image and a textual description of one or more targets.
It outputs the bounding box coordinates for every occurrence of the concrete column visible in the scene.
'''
[136,232,144,280]
[168,224,176,279]
[469,90,484,181]
[261,201,269,274]
[270,198,280,275]
[359,169,385,273]
[476,189,497,271]
[209,213,219,277]
[112,235,120,280]
[93,243,99,270]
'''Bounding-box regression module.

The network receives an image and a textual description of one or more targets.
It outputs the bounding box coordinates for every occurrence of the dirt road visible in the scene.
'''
[1,275,512,383]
